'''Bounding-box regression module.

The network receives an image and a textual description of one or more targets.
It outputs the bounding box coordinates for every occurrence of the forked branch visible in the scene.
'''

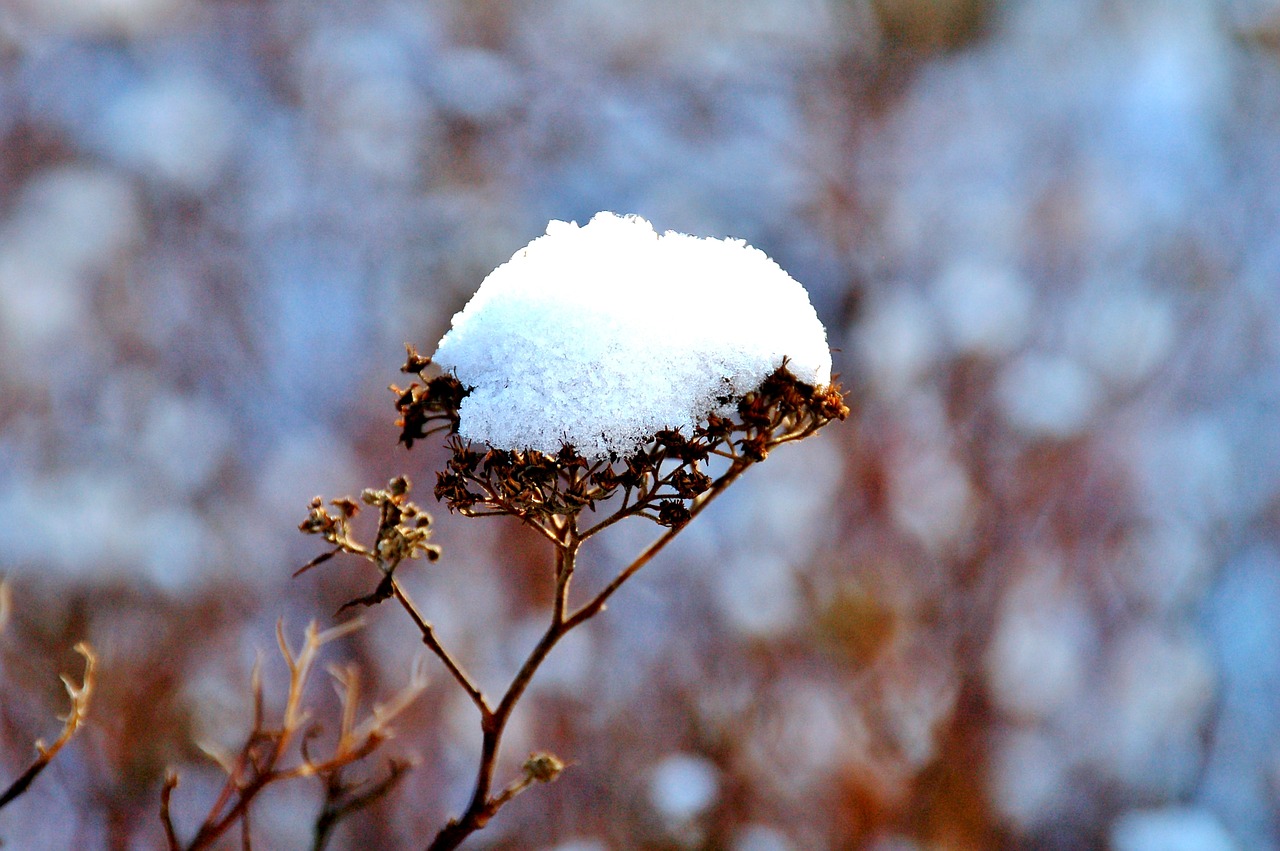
[160,620,425,851]
[0,642,97,812]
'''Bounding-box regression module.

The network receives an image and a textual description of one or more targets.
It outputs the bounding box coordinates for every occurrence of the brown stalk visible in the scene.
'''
[306,361,848,849]
[425,459,752,850]
[0,642,97,812]
[162,620,425,851]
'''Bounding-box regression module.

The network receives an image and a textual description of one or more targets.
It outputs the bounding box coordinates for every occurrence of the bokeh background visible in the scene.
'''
[1,0,1279,848]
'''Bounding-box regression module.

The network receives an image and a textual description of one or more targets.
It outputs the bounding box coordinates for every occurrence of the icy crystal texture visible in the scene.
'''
[432,212,832,460]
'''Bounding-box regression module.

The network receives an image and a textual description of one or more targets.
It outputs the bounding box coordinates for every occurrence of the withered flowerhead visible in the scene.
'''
[393,213,847,529]
[430,212,833,461]
[403,359,846,529]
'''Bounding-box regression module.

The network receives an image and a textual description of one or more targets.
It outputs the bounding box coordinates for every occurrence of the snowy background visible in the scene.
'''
[1,0,1278,848]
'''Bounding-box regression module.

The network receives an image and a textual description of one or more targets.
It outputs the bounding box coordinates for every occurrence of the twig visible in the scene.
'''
[568,461,749,629]
[388,578,490,717]
[164,620,424,851]
[426,462,748,850]
[161,773,181,851]
[0,579,10,634]
[0,642,97,812]
[311,759,413,851]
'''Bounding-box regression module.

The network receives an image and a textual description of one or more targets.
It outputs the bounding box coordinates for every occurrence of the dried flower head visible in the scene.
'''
[297,477,441,611]
[392,214,848,531]
[304,215,850,851]
[403,358,846,531]
[430,212,833,460]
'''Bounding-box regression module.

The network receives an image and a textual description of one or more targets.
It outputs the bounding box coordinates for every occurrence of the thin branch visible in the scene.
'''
[567,461,748,630]
[311,759,413,851]
[0,642,97,812]
[426,543,578,851]
[578,501,645,540]
[161,772,181,851]
[425,467,753,850]
[388,578,490,717]
[167,620,421,851]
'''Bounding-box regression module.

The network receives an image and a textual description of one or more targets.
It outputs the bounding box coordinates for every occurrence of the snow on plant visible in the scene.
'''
[291,212,848,850]
[431,212,833,460]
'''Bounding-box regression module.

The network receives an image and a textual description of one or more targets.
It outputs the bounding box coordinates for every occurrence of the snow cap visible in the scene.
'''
[432,212,832,460]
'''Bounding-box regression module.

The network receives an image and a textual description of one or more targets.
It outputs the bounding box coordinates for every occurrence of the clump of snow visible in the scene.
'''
[432,212,832,460]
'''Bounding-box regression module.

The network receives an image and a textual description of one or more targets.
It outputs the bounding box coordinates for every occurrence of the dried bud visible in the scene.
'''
[656,500,691,529]
[698,413,733,439]
[298,502,336,535]
[522,752,565,784]
[739,434,769,462]
[591,467,620,492]
[402,344,433,374]
[332,497,359,518]
[670,469,712,499]
[817,385,850,421]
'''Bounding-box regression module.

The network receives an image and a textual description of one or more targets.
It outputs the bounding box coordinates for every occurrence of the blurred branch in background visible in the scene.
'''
[0,632,96,814]
[160,620,426,851]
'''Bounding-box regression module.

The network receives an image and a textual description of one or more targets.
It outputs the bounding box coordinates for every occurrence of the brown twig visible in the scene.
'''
[311,758,413,851]
[388,578,490,716]
[0,579,10,635]
[567,460,749,629]
[425,462,751,850]
[160,773,181,849]
[0,642,97,812]
[162,620,425,851]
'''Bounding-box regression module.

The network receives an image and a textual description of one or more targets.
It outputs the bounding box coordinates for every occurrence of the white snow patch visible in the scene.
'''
[432,212,832,460]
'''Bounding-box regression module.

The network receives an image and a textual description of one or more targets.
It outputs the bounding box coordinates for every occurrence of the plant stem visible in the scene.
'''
[568,459,746,628]
[426,462,749,849]
[427,541,577,850]
[390,577,491,715]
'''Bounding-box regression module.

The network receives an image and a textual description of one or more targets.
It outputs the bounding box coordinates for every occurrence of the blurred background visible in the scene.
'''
[1,0,1278,848]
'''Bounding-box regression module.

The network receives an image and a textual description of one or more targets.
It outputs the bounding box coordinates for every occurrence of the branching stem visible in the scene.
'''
[426,461,749,850]
[389,578,491,716]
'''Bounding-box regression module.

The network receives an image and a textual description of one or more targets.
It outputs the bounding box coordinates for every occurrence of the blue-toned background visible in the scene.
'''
[1,1,1278,848]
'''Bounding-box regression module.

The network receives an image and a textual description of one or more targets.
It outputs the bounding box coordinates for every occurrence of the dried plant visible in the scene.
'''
[289,213,850,847]
[159,620,426,851]
[299,347,848,849]
[0,631,97,813]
